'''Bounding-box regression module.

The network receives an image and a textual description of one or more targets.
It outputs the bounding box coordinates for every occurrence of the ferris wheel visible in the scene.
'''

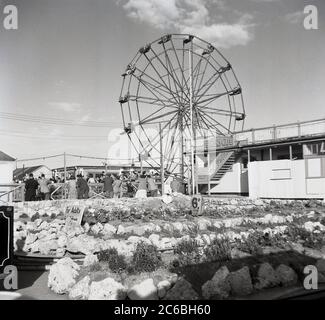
[119,34,245,181]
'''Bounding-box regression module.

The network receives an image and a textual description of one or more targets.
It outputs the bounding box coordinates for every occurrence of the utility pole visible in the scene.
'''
[180,117,184,194]
[159,123,165,195]
[139,154,143,174]
[64,152,67,182]
[63,152,67,199]
[189,46,195,195]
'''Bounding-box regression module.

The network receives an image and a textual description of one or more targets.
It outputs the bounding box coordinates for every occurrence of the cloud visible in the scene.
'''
[285,11,305,24]
[119,0,254,48]
[48,102,81,112]
[183,23,253,48]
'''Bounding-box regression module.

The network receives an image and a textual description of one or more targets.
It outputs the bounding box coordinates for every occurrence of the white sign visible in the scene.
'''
[191,195,203,215]
[65,206,86,227]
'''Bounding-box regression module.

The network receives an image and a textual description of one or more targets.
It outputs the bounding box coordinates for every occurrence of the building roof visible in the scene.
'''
[53,164,159,171]
[0,151,16,162]
[13,165,50,181]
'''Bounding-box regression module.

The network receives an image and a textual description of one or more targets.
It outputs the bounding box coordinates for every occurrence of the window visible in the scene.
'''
[306,158,322,178]
[304,142,325,157]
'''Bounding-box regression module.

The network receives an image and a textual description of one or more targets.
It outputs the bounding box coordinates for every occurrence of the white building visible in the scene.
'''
[0,150,16,202]
[195,118,325,199]
[13,165,52,182]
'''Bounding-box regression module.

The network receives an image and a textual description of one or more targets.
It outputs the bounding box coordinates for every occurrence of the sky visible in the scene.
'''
[0,0,324,169]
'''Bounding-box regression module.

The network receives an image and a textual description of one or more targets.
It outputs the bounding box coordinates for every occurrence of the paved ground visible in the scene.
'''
[0,270,68,300]
[2,269,323,300]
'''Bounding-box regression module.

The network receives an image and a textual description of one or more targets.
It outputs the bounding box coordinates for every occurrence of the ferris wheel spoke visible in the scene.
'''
[183,57,204,96]
[195,111,208,137]
[200,111,231,135]
[161,45,187,102]
[161,44,175,102]
[140,108,178,125]
[165,131,182,173]
[129,95,178,109]
[196,90,230,105]
[196,109,222,137]
[135,65,176,98]
[192,57,204,95]
[150,48,185,103]
[170,39,191,100]
[195,55,211,100]
[145,115,179,157]
[134,74,180,112]
[133,72,177,104]
[137,75,175,101]
[199,105,243,118]
[163,118,180,157]
[154,46,184,94]
[165,54,189,102]
[194,73,222,103]
[198,93,231,109]
[143,54,183,106]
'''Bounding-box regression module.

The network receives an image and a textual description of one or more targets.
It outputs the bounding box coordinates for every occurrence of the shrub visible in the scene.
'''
[132,241,161,273]
[89,262,102,273]
[31,212,40,222]
[204,236,232,262]
[97,248,127,273]
[236,231,265,255]
[237,229,288,254]
[173,238,201,266]
[285,225,325,249]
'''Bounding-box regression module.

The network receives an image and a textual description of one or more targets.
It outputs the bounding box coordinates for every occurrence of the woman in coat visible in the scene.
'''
[112,175,122,199]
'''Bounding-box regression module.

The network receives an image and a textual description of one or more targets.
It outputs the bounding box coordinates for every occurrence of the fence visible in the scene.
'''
[0,184,25,203]
[233,118,325,146]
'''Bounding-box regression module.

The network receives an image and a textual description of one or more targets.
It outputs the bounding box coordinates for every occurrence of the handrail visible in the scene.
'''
[0,184,25,202]
[233,117,325,135]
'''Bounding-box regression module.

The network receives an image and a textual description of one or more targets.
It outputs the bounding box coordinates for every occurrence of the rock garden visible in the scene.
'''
[12,195,325,300]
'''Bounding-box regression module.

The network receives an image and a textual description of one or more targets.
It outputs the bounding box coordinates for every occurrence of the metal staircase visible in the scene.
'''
[210,152,235,184]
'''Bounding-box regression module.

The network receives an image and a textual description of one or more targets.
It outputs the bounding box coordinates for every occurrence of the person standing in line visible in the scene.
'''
[120,175,128,198]
[103,173,114,198]
[135,173,147,198]
[38,173,50,200]
[76,174,89,199]
[147,175,158,197]
[25,173,39,202]
[170,175,181,194]
[67,175,77,199]
[113,175,122,199]
[87,174,96,184]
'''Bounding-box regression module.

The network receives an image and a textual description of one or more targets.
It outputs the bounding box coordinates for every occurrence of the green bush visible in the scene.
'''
[97,248,127,273]
[132,241,161,272]
[204,236,232,262]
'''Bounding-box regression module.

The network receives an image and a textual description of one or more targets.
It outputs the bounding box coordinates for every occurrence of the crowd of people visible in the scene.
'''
[22,171,184,202]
